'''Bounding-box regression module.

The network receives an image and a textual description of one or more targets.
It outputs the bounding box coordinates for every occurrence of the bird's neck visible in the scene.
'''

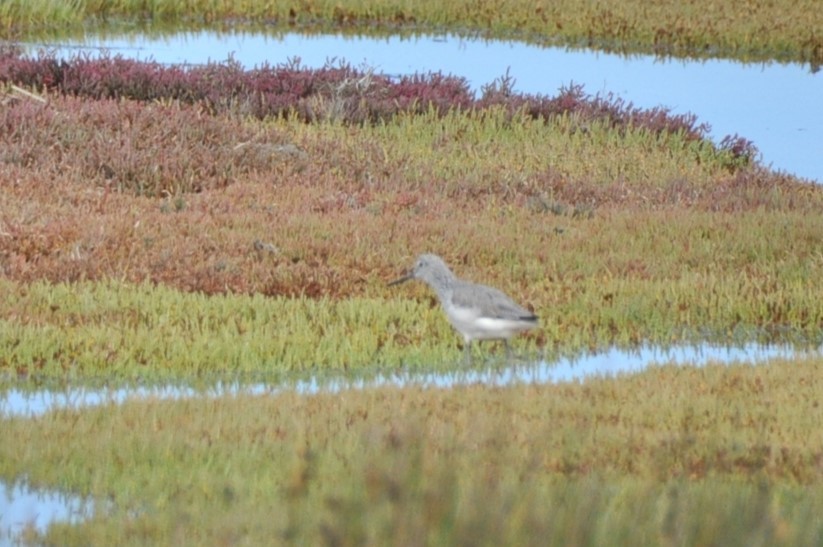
[427,271,456,300]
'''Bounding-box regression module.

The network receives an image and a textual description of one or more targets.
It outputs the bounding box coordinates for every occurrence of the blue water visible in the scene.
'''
[1,342,815,418]
[0,341,819,540]
[0,481,91,542]
[6,29,822,541]
[23,30,823,182]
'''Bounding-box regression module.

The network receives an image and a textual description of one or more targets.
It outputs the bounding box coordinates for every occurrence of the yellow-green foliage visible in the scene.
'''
[2,358,822,544]
[327,108,735,190]
[0,279,464,380]
[0,30,821,544]
[3,127,823,378]
[4,0,823,65]
[2,224,822,384]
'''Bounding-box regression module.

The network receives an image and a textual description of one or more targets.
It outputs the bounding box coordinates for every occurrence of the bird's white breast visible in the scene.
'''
[444,304,533,341]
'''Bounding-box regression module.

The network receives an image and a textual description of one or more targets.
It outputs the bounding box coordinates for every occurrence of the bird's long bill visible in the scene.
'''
[387,272,413,287]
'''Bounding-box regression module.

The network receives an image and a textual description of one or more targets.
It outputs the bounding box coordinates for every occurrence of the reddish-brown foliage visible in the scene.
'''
[0,46,750,159]
[1,54,818,298]
[0,93,305,196]
[0,47,474,123]
[478,74,712,144]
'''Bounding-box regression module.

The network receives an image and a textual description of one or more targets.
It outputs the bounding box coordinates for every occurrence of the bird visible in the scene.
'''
[388,254,538,362]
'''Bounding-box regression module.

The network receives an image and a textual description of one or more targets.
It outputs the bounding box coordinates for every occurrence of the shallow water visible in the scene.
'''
[0,341,819,539]
[0,481,91,542]
[1,342,815,418]
[21,30,823,182]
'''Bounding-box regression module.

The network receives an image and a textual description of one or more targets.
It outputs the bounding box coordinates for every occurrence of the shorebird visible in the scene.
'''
[388,254,538,362]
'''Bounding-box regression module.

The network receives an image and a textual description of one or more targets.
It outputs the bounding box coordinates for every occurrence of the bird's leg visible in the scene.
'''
[463,340,473,366]
[504,340,513,363]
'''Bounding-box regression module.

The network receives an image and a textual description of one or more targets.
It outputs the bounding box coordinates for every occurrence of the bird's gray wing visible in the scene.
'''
[451,283,538,321]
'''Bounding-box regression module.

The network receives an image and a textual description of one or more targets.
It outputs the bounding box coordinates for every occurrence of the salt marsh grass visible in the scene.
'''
[1,245,821,384]
[0,278,462,380]
[4,0,823,65]
[2,358,822,544]
[1,42,822,544]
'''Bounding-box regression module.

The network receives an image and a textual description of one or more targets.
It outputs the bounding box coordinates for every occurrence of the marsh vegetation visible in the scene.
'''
[3,0,823,66]
[2,2,823,543]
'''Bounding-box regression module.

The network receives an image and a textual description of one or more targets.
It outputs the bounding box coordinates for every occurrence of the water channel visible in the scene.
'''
[21,30,823,182]
[1,341,816,418]
[6,27,823,540]
[1,341,820,540]
[0,481,92,542]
